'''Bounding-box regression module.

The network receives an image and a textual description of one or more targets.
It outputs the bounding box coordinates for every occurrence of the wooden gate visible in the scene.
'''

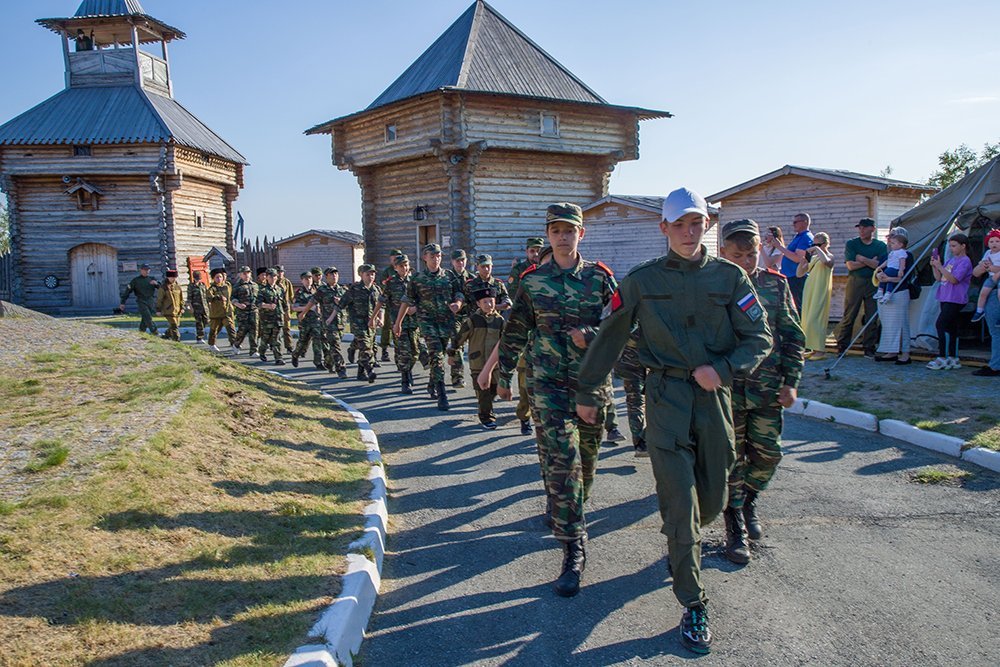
[70,243,119,309]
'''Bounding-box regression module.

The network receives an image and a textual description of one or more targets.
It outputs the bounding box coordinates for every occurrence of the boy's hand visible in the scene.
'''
[692,365,723,391]
[497,386,512,401]
[576,404,599,425]
[476,368,492,390]
[778,385,797,408]
[568,327,587,349]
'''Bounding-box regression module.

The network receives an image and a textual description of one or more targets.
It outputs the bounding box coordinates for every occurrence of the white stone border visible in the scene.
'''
[791,398,999,474]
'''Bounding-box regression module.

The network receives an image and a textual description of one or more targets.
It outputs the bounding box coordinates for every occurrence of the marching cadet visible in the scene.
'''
[155,269,184,341]
[495,203,617,599]
[276,266,295,354]
[396,243,465,410]
[447,249,475,388]
[464,254,511,311]
[206,268,237,352]
[508,238,544,435]
[256,268,286,365]
[372,254,420,394]
[614,328,649,457]
[186,270,210,343]
[304,267,348,378]
[718,219,805,564]
[256,267,268,286]
[452,286,505,429]
[339,264,381,383]
[575,188,771,654]
[378,249,403,363]
[120,263,160,335]
[291,272,324,369]
[231,266,259,354]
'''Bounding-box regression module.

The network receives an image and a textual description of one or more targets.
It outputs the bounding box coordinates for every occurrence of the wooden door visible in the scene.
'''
[416,224,438,270]
[70,243,119,309]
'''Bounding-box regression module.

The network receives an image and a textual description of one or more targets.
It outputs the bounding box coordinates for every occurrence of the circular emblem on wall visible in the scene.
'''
[44,275,59,289]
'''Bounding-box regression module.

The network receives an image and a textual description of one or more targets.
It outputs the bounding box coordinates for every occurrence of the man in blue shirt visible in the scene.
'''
[776,213,814,313]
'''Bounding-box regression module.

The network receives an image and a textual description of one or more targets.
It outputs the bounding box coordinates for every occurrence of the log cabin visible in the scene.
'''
[272,229,365,282]
[0,0,247,314]
[306,0,670,272]
[708,165,937,319]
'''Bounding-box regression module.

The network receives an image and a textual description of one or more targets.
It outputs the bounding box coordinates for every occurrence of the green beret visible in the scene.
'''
[310,266,322,276]
[721,219,760,241]
[276,265,285,272]
[546,203,583,227]
[451,249,467,260]
[265,268,278,277]
[239,265,251,273]
[358,263,376,274]
[526,237,545,248]
[389,248,403,257]
[476,254,493,266]
[324,266,339,275]
[422,243,442,255]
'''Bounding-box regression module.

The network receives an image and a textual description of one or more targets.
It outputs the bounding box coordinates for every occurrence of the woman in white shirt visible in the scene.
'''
[759,226,784,270]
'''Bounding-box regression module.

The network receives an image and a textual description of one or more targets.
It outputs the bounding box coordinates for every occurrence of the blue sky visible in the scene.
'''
[2,1,998,240]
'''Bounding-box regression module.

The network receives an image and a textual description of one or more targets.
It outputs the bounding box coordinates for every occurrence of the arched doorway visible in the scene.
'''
[70,243,119,309]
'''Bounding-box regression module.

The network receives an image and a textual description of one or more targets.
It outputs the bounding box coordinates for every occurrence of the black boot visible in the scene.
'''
[381,348,391,362]
[348,347,356,364]
[723,507,751,564]
[401,371,413,395]
[367,365,377,384]
[743,489,763,540]
[357,366,366,381]
[291,353,299,368]
[553,539,586,597]
[428,382,438,399]
[436,381,449,411]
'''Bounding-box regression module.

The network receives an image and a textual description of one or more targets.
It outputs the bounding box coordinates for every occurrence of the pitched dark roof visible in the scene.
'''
[75,0,147,16]
[38,0,186,42]
[708,165,938,202]
[274,229,366,247]
[0,86,246,164]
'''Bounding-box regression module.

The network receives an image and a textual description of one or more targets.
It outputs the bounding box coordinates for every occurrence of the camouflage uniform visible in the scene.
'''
[339,280,381,376]
[121,273,159,334]
[447,264,475,384]
[187,280,209,340]
[404,267,465,387]
[232,277,259,350]
[278,275,295,352]
[256,281,286,361]
[508,256,537,425]
[381,272,419,374]
[311,281,347,373]
[378,259,400,357]
[206,281,236,346]
[292,284,324,366]
[614,327,647,446]
[463,275,511,310]
[497,255,617,543]
[155,281,184,341]
[729,268,805,508]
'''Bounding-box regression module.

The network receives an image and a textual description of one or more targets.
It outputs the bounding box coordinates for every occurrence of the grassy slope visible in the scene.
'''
[0,336,369,666]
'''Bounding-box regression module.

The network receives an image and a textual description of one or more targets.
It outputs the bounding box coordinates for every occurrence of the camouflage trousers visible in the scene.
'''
[191,309,209,340]
[604,402,620,431]
[515,356,531,422]
[352,322,376,371]
[394,326,420,373]
[163,315,181,341]
[137,299,157,334]
[615,356,647,446]
[423,333,450,385]
[282,314,293,352]
[233,308,258,350]
[257,317,283,361]
[208,316,235,346]
[294,318,324,365]
[324,323,346,371]
[447,320,466,383]
[535,404,605,542]
[728,381,784,508]
[380,319,393,352]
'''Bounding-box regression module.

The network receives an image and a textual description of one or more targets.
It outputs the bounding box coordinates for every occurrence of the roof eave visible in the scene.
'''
[36,15,186,42]
[708,165,936,201]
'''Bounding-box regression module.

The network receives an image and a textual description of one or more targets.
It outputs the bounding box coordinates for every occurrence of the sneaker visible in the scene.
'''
[863,350,876,359]
[290,354,299,368]
[481,420,497,431]
[196,337,205,343]
[946,357,961,370]
[337,369,348,379]
[679,605,712,654]
[633,440,649,458]
[260,352,267,362]
[520,420,532,436]
[605,428,626,444]
[926,357,948,370]
[275,359,285,366]
[381,349,391,362]
[210,345,221,353]
[972,366,1000,377]
[452,378,466,389]
[970,310,985,323]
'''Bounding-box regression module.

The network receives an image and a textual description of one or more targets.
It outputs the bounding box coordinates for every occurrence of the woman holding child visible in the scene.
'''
[873,228,913,364]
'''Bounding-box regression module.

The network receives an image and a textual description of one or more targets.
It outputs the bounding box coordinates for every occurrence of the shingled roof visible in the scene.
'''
[0,86,247,164]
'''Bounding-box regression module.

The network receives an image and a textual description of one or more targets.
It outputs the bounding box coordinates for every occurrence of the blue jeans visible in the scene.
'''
[986,296,1000,371]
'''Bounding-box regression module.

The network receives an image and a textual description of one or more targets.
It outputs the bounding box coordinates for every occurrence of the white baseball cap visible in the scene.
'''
[662,187,708,223]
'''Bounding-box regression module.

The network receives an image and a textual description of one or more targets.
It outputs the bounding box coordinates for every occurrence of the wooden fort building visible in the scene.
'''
[0,0,246,313]
[307,0,669,271]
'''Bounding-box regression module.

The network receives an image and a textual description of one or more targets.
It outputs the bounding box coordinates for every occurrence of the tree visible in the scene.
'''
[928,140,1000,189]
[0,199,9,256]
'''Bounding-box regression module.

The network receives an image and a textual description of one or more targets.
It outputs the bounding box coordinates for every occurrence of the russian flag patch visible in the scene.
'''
[601,289,624,320]
[737,292,763,322]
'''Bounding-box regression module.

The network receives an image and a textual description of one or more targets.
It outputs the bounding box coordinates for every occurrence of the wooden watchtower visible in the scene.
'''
[0,0,247,314]
[306,0,670,270]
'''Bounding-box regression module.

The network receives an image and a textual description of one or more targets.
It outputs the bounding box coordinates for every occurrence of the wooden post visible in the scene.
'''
[131,25,141,86]
[61,31,71,89]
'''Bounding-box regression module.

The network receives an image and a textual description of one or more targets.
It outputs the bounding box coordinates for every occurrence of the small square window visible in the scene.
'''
[541,113,559,137]
[385,124,397,143]
[73,145,91,157]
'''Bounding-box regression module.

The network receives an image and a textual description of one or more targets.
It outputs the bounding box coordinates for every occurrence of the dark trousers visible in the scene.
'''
[936,302,963,357]
[475,381,497,422]
[786,275,806,314]
[834,274,880,353]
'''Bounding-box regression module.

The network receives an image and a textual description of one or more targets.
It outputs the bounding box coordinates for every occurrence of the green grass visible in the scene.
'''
[967,430,1000,452]
[24,439,70,473]
[913,420,959,435]
[911,468,971,485]
[0,501,16,516]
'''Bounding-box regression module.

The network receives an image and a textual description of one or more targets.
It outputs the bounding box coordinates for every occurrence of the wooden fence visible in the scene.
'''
[234,236,279,274]
[0,252,12,302]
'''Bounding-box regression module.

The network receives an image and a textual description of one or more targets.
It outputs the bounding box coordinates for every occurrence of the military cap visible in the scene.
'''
[139,263,151,270]
[276,265,286,272]
[721,219,760,241]
[389,248,403,257]
[239,265,251,273]
[265,268,278,277]
[358,263,376,274]
[662,187,708,223]
[472,286,498,302]
[546,202,584,227]
[323,266,339,275]
[475,253,493,266]
[256,267,267,276]
[526,237,545,248]
[300,271,312,279]
[210,267,226,278]
[165,269,179,278]
[423,243,442,255]
[856,217,876,228]
[310,266,322,276]
[392,254,409,267]
[451,249,467,260]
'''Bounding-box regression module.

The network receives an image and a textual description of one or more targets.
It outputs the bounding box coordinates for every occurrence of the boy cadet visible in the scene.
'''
[373,254,420,394]
[508,238,544,435]
[615,328,649,457]
[231,266,259,354]
[576,188,771,654]
[305,267,348,378]
[496,203,617,598]
[256,268,286,364]
[464,254,512,311]
[276,266,295,353]
[718,219,805,564]
[120,263,160,335]
[206,268,237,352]
[378,249,403,362]
[291,272,324,369]
[155,269,184,341]
[453,286,505,429]
[186,271,210,342]
[447,249,475,387]
[339,264,381,383]
[397,244,465,410]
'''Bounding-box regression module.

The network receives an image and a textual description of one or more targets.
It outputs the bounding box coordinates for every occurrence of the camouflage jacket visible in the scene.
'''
[380,273,419,331]
[464,275,511,309]
[497,255,617,410]
[613,326,644,378]
[447,268,475,317]
[403,268,464,337]
[232,279,259,310]
[156,282,184,316]
[121,274,159,303]
[256,283,286,322]
[310,283,347,330]
[739,268,805,391]
[508,258,535,294]
[206,282,232,319]
[339,281,380,324]
[187,281,208,314]
[292,286,320,325]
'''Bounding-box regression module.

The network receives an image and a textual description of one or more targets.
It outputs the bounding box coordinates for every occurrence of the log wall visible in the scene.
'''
[276,235,363,282]
[1,144,164,176]
[335,97,442,169]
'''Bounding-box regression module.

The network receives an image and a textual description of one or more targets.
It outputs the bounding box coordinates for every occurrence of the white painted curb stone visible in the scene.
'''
[786,398,807,415]
[878,419,964,458]
[802,400,879,431]
[961,447,1000,473]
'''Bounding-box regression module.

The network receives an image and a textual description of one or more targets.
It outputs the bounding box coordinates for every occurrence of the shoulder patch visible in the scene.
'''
[736,291,764,322]
[519,265,538,280]
[601,289,625,320]
[594,261,615,277]
[765,268,786,279]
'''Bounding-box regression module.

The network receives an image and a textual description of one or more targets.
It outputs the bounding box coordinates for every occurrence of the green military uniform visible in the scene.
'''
[497,253,616,543]
[155,278,184,341]
[187,279,209,341]
[256,273,286,363]
[404,253,465,394]
[292,279,324,367]
[614,327,647,447]
[381,267,419,378]
[309,270,347,375]
[339,273,381,380]
[232,271,259,351]
[464,275,511,310]
[206,276,236,346]
[378,250,403,359]
[508,240,544,428]
[447,255,475,386]
[278,272,295,352]
[576,247,771,609]
[729,267,804,506]
[121,270,159,334]
[453,303,505,424]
